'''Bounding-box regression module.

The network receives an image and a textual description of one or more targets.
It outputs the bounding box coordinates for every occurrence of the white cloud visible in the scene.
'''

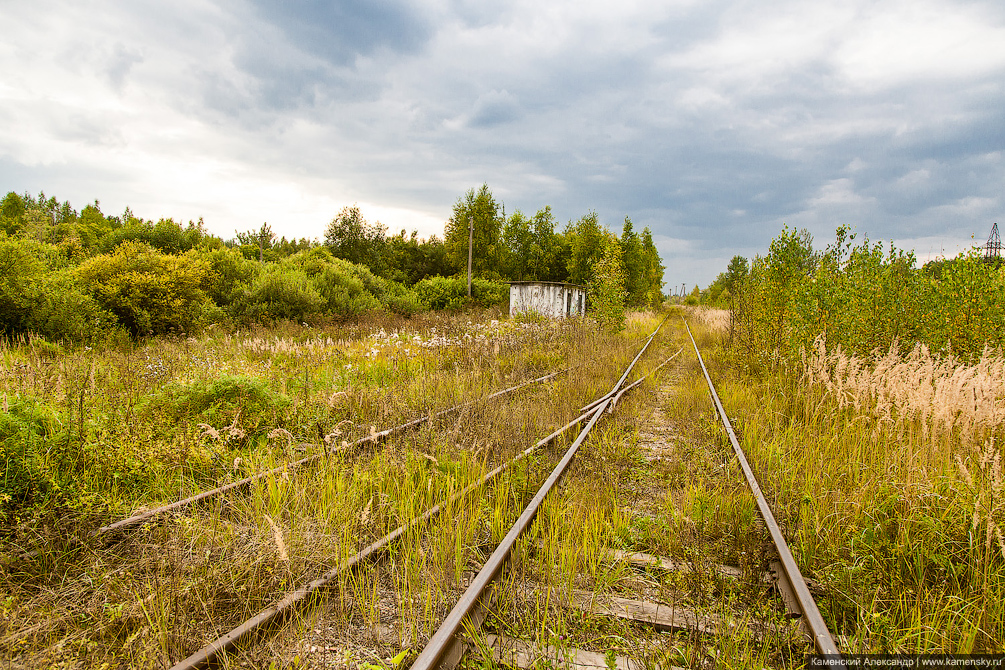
[834,1,1005,87]
[1,0,1003,290]
[808,179,872,206]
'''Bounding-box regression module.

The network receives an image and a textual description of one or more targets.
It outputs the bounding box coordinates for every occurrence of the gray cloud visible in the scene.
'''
[247,0,432,65]
[106,44,144,90]
[468,90,520,127]
[1,0,1003,288]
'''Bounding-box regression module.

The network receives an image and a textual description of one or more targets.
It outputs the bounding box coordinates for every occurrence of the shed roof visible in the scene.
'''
[506,281,587,289]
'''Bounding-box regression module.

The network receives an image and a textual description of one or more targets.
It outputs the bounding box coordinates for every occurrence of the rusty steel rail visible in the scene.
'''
[167,347,666,670]
[95,368,568,537]
[580,345,684,414]
[683,318,840,656]
[409,313,670,670]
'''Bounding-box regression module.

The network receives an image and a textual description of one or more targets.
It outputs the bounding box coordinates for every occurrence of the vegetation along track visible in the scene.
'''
[167,314,675,668]
[407,316,837,669]
[95,368,570,538]
[2,311,673,668]
[2,311,853,668]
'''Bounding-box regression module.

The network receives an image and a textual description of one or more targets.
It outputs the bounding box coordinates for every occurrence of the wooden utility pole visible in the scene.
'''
[467,215,473,297]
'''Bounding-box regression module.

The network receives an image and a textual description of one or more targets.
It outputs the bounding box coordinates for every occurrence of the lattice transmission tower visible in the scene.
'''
[986,222,1002,262]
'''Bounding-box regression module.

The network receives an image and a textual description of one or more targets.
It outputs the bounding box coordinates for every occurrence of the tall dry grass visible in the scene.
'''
[0,310,672,668]
[682,306,731,335]
[802,337,1005,446]
[717,328,1005,651]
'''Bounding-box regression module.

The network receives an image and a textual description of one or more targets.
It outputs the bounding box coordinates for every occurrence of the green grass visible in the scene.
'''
[0,309,656,667]
[4,307,1001,668]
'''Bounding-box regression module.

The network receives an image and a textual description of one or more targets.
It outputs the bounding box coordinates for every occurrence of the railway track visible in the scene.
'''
[95,368,571,538]
[168,315,678,669]
[160,313,840,668]
[404,316,839,668]
[11,312,839,668]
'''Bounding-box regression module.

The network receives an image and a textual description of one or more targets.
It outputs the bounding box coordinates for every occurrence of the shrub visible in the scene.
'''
[29,270,116,342]
[242,266,325,322]
[0,236,45,336]
[140,375,291,438]
[588,239,627,332]
[733,226,1005,363]
[309,262,381,316]
[383,289,426,315]
[0,398,63,522]
[932,252,1004,359]
[76,241,213,336]
[98,217,204,254]
[201,247,259,309]
[414,276,508,310]
[0,235,112,342]
[283,248,424,317]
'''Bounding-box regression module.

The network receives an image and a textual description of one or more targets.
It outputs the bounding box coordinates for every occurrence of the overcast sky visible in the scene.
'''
[2,0,1003,289]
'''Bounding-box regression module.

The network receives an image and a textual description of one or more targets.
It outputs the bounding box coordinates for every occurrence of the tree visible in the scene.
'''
[237,223,276,262]
[77,201,118,251]
[501,210,533,280]
[639,227,665,308]
[529,206,566,282]
[589,237,626,331]
[566,212,608,285]
[272,236,315,258]
[324,205,388,273]
[620,218,646,306]
[0,192,26,236]
[383,231,450,285]
[725,255,749,291]
[443,184,503,277]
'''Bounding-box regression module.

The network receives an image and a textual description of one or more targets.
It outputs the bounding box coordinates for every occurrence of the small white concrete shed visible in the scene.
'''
[508,281,587,319]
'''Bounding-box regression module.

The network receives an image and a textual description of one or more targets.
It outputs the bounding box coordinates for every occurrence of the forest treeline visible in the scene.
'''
[697,226,1004,363]
[0,184,664,343]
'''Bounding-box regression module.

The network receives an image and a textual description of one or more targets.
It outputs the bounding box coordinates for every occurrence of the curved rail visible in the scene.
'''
[409,313,671,670]
[170,381,665,665]
[683,318,840,656]
[95,368,569,537]
[170,316,672,670]
[580,344,684,414]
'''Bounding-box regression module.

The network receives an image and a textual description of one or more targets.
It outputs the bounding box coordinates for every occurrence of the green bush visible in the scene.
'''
[588,239,626,332]
[202,247,259,309]
[309,262,381,316]
[243,266,325,322]
[0,236,45,336]
[931,253,1004,358]
[98,217,204,254]
[140,375,291,437]
[383,289,426,315]
[0,398,63,521]
[30,270,116,342]
[413,276,508,310]
[0,235,113,342]
[733,226,1005,362]
[76,240,213,336]
[284,248,424,316]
